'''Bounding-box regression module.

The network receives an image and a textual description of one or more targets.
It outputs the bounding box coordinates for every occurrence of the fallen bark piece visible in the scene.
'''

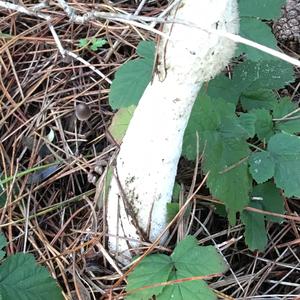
[106,0,239,263]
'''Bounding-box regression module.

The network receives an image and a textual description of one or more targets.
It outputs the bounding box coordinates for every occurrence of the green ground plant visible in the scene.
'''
[0,234,63,300]
[108,0,300,298]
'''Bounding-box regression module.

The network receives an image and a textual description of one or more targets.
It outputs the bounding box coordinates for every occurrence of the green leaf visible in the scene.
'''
[126,254,173,300]
[205,74,242,105]
[273,98,300,134]
[249,151,275,184]
[237,18,279,61]
[240,89,277,111]
[237,60,294,91]
[0,234,6,261]
[249,109,274,140]
[109,41,155,109]
[167,203,179,223]
[90,38,107,51]
[268,133,300,197]
[239,0,285,19]
[252,182,284,222]
[126,236,227,300]
[183,95,251,223]
[79,38,88,48]
[108,106,135,143]
[0,253,63,300]
[241,201,267,251]
[242,182,285,251]
[157,270,215,300]
[171,236,227,276]
[238,113,256,138]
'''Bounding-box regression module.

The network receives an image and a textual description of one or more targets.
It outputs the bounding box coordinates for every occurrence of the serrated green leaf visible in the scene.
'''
[0,253,63,300]
[273,98,300,134]
[126,236,226,300]
[239,0,285,19]
[157,270,216,300]
[205,74,242,105]
[240,89,277,111]
[237,60,294,91]
[252,182,284,222]
[238,113,256,138]
[204,134,251,223]
[109,41,155,109]
[268,133,300,197]
[172,236,227,276]
[90,38,107,51]
[108,105,135,143]
[241,201,267,251]
[0,234,6,261]
[126,254,172,300]
[249,151,275,183]
[242,182,285,251]
[237,18,279,61]
[183,95,251,223]
[79,38,88,48]
[250,109,274,140]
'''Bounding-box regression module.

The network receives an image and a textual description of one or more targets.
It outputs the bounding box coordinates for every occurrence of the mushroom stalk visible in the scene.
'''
[107,0,239,263]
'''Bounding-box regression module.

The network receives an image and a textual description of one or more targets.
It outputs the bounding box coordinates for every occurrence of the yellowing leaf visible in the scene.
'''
[108,106,135,144]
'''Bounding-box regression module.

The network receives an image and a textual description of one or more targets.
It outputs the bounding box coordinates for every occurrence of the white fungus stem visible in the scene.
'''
[107,0,239,263]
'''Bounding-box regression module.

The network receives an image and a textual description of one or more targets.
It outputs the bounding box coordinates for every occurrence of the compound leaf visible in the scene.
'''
[126,236,226,300]
[0,253,63,300]
[183,95,251,223]
[109,41,155,109]
[172,236,227,276]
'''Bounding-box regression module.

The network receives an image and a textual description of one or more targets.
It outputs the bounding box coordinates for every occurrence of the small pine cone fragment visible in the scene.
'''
[273,0,300,52]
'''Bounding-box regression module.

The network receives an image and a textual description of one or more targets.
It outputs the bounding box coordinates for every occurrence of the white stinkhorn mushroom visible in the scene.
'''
[107,0,239,263]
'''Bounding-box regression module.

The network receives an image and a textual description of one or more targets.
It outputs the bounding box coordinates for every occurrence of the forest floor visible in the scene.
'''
[1,1,300,299]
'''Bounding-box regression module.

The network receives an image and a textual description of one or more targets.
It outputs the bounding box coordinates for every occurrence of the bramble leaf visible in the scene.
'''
[0,253,63,300]
[237,18,279,61]
[249,109,274,140]
[109,41,155,109]
[171,236,227,276]
[90,38,107,51]
[242,182,285,251]
[126,236,226,300]
[249,151,275,183]
[108,106,135,143]
[126,254,172,300]
[241,201,267,251]
[268,133,300,197]
[240,89,277,111]
[183,95,251,223]
[252,182,284,222]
